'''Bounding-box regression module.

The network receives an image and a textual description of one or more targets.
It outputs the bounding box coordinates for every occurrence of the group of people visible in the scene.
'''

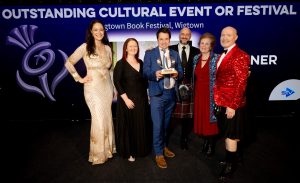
[64,19,250,182]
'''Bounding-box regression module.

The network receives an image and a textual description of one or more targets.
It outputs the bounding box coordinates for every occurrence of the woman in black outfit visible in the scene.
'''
[113,38,152,162]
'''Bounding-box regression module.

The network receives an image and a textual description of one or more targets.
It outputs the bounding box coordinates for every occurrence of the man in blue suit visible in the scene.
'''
[143,27,183,169]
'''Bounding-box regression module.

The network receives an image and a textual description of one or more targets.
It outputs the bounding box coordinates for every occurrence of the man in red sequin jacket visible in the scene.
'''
[214,26,250,182]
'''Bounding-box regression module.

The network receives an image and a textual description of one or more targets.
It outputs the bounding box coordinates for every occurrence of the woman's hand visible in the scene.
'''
[79,75,92,83]
[124,98,135,109]
[121,93,135,109]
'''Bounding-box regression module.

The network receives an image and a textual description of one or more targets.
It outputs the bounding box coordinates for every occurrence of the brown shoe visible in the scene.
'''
[155,155,167,168]
[164,147,175,158]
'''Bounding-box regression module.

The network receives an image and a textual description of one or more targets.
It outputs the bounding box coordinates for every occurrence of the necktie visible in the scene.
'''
[182,46,187,68]
[222,49,228,54]
[162,49,170,88]
[162,49,168,68]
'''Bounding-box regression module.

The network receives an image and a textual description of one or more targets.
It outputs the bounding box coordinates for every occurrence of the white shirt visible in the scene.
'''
[217,43,236,69]
[159,48,175,89]
[178,43,190,62]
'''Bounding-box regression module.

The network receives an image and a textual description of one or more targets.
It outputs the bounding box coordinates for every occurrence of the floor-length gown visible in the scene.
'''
[194,59,218,136]
[65,43,116,165]
[113,59,152,158]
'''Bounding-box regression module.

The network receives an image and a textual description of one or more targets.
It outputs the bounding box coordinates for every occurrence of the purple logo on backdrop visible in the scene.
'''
[6,25,68,101]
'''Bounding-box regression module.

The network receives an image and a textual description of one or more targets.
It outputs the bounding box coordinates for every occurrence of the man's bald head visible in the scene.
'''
[220,26,238,49]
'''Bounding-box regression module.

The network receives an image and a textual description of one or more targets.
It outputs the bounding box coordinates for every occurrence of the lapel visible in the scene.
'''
[169,49,174,59]
[217,45,238,72]
[169,49,177,68]
[154,47,161,59]
[188,47,195,62]
[154,47,160,58]
[154,47,162,67]
[155,47,175,68]
[174,45,179,52]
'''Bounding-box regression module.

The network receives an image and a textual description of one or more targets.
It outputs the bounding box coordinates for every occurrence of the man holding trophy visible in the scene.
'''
[143,27,183,169]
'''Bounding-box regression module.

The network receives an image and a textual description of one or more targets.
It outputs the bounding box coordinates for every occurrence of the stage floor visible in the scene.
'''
[3,116,298,183]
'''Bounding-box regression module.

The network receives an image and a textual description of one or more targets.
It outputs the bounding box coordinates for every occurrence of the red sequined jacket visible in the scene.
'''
[214,45,250,110]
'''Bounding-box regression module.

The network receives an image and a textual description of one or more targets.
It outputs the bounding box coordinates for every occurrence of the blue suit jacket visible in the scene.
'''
[143,47,183,97]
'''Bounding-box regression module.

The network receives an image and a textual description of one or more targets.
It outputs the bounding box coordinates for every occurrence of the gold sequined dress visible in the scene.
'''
[65,43,116,165]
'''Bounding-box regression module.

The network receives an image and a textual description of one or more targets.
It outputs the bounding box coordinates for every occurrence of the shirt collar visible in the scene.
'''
[224,43,236,54]
[159,47,168,52]
[179,43,189,49]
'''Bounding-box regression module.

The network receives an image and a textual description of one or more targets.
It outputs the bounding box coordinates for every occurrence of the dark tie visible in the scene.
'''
[162,49,170,88]
[222,49,228,54]
[182,46,187,68]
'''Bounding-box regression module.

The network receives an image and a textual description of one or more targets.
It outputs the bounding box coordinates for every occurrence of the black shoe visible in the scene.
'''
[218,161,226,166]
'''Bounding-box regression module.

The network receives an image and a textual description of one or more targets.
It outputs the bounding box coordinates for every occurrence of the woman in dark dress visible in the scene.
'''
[113,38,151,162]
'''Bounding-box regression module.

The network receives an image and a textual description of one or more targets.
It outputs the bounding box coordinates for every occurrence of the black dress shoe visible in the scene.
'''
[218,161,226,166]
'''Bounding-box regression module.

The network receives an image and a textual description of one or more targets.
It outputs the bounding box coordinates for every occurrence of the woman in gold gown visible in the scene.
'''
[65,20,116,165]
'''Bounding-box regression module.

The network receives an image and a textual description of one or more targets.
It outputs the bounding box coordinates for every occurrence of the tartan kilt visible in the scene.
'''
[172,99,194,118]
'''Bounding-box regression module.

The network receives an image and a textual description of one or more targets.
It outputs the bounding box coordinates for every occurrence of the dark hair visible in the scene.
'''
[85,20,110,56]
[198,32,216,49]
[122,38,140,61]
[156,27,171,39]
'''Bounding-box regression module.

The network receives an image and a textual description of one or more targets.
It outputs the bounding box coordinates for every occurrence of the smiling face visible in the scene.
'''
[91,22,105,41]
[199,37,212,54]
[126,40,139,57]
[179,27,191,45]
[220,26,238,49]
[157,32,170,50]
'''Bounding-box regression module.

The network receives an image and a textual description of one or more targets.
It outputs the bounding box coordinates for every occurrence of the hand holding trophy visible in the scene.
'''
[161,49,177,75]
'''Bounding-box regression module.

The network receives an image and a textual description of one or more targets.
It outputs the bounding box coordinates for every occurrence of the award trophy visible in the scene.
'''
[161,49,177,75]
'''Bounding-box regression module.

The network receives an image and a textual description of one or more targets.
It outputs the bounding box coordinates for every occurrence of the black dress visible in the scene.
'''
[113,59,152,158]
